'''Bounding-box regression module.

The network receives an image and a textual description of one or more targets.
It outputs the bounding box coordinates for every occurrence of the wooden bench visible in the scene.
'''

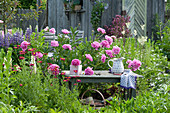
[44,30,84,44]
[44,30,84,56]
[70,30,84,43]
[64,70,143,100]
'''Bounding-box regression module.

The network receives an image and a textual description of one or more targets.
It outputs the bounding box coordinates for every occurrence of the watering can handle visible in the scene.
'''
[108,60,114,68]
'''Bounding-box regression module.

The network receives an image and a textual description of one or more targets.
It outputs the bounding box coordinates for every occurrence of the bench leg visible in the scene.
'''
[131,88,136,98]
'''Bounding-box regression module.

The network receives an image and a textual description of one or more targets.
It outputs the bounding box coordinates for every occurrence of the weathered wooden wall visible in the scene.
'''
[147,0,165,40]
[48,0,165,40]
[125,0,147,38]
[5,9,46,32]
[15,9,46,32]
[48,0,122,40]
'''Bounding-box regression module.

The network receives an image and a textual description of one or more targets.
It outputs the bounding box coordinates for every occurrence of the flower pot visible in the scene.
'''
[74,5,81,11]
[70,65,82,75]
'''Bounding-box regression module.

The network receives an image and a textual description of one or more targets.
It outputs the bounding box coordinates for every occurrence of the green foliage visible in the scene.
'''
[63,0,80,5]
[0,24,170,112]
[18,0,36,9]
[91,0,107,33]
[0,0,19,34]
[18,0,47,10]
[104,86,170,113]
[156,20,170,61]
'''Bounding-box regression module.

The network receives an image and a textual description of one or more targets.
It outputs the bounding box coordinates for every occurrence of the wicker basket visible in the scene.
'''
[81,89,106,109]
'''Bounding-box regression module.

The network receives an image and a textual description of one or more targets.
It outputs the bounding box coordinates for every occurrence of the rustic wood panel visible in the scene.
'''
[147,0,165,40]
[48,0,122,40]
[48,0,165,41]
[125,0,147,38]
[11,9,46,32]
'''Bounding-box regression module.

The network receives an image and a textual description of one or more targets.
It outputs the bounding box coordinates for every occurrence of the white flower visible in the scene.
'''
[126,22,130,28]
[141,24,145,30]
[137,36,147,45]
[134,30,137,36]
[121,30,125,35]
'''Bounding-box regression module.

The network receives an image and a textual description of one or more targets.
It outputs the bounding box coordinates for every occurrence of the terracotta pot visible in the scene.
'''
[74,5,81,11]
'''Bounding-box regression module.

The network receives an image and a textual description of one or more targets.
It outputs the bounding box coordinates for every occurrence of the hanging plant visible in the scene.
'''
[91,0,108,34]
[63,0,81,10]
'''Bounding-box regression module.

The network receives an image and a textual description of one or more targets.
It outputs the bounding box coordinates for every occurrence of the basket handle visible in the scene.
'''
[81,89,106,106]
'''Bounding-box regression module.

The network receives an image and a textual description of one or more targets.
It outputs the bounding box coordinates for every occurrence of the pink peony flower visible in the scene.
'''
[48,64,60,75]
[100,40,110,48]
[85,54,93,61]
[105,35,113,45]
[91,41,101,50]
[127,59,141,71]
[62,44,72,50]
[85,67,94,75]
[112,46,121,54]
[126,59,132,64]
[0,20,3,23]
[51,41,59,47]
[97,27,106,34]
[105,50,114,58]
[20,41,30,51]
[0,31,4,37]
[60,58,65,61]
[101,54,106,63]
[111,35,116,40]
[71,59,81,66]
[49,28,56,34]
[8,29,12,34]
[36,52,43,58]
[44,26,49,31]
[62,29,70,34]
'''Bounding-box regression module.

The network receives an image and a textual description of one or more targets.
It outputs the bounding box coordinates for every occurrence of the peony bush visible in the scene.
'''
[0,23,169,112]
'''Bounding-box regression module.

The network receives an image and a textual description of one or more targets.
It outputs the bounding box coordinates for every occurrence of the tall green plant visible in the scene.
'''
[91,0,108,33]
[0,0,19,35]
[0,48,17,106]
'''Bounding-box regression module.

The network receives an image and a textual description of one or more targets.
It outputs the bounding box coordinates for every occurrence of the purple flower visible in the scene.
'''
[51,41,59,47]
[25,28,32,41]
[48,64,60,75]
[112,46,121,54]
[71,59,81,66]
[49,28,56,34]
[85,54,93,61]
[62,44,72,50]
[101,54,106,63]
[20,41,30,51]
[105,35,113,45]
[97,27,106,34]
[91,41,101,50]
[100,40,110,48]
[36,52,43,58]
[127,59,141,71]
[105,50,114,58]
[62,29,70,34]
[85,67,94,75]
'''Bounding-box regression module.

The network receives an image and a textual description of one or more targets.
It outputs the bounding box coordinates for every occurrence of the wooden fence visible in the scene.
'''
[125,0,147,38]
[2,0,165,40]
[147,0,165,40]
[48,0,122,40]
[6,9,46,32]
[48,0,165,40]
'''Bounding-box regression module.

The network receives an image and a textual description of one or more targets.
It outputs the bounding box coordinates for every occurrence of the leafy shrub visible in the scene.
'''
[156,20,170,61]
[0,24,170,112]
[104,15,131,38]
[91,0,108,33]
[104,86,170,113]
